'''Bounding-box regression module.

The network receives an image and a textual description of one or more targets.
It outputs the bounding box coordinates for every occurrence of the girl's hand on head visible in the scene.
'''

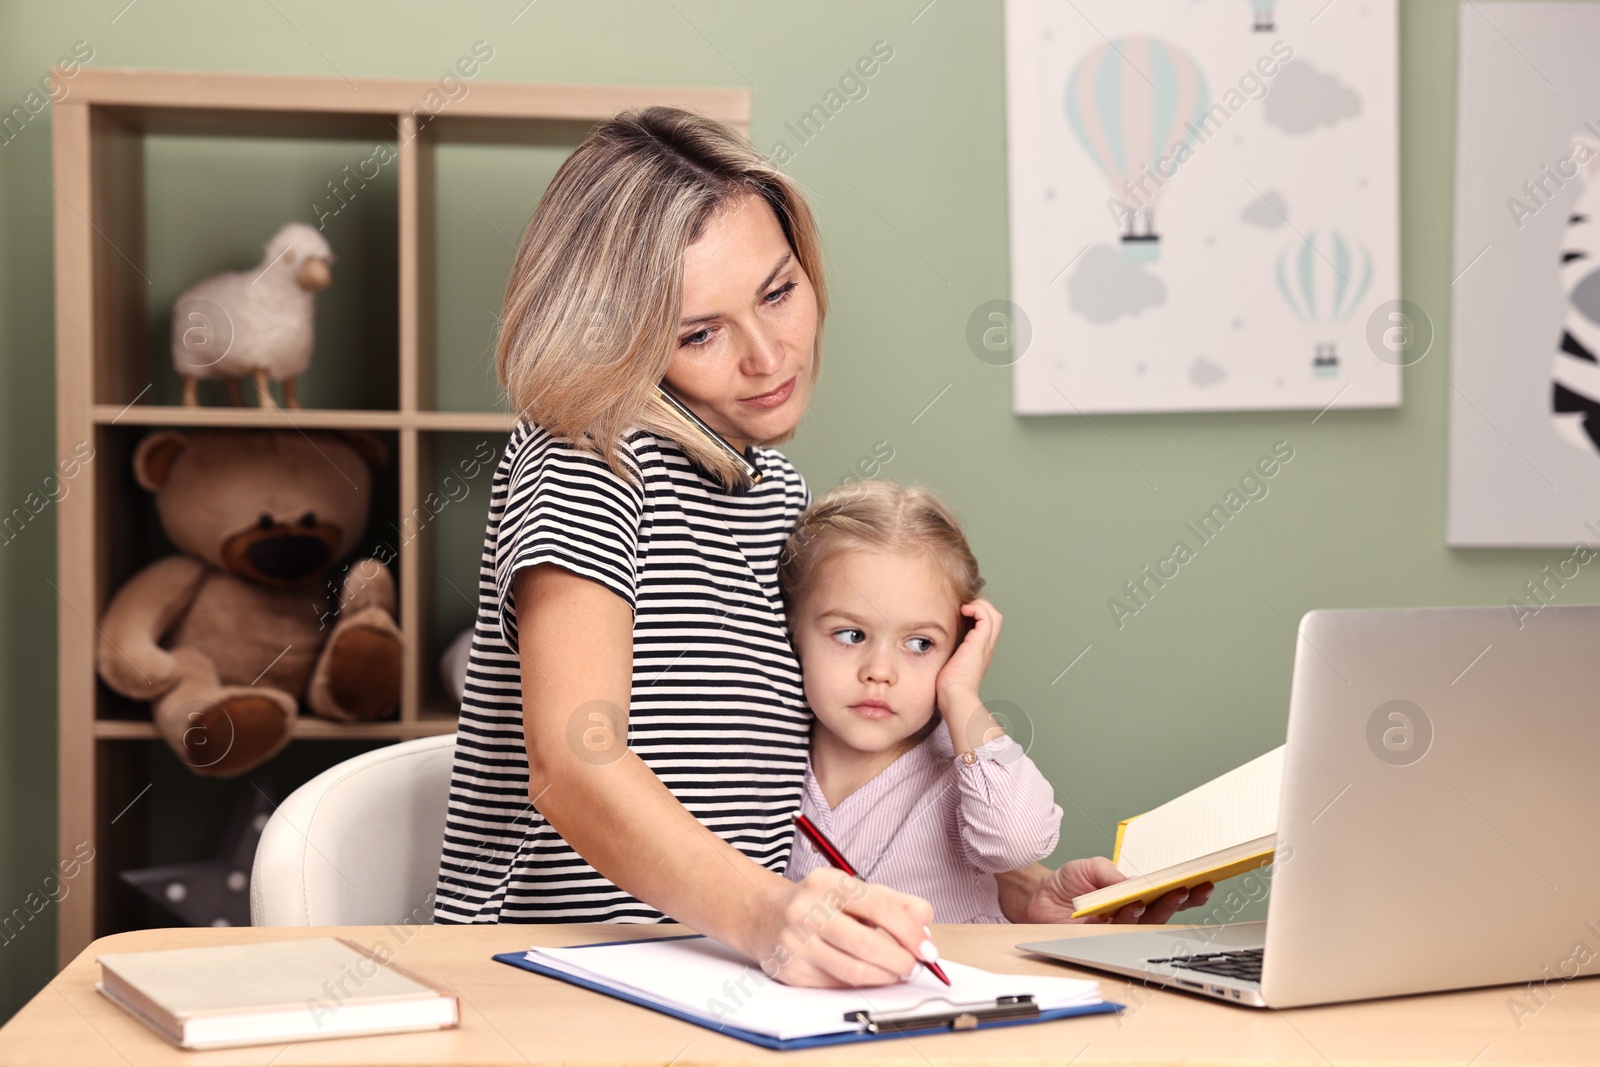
[750,869,938,988]
[934,598,1003,747]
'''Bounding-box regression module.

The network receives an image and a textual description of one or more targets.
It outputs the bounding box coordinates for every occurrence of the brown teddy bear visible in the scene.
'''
[96,429,403,777]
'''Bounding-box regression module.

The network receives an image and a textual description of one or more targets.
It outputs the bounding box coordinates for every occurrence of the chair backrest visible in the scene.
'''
[250,732,455,926]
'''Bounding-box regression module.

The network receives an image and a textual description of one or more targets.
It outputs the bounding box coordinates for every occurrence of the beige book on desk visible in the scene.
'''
[1070,746,1284,919]
[95,936,459,1050]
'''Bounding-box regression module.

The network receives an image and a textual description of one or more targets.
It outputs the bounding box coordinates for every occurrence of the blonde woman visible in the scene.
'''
[432,106,1209,987]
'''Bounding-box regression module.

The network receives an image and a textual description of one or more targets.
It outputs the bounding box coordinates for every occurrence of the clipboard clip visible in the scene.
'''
[845,994,1040,1034]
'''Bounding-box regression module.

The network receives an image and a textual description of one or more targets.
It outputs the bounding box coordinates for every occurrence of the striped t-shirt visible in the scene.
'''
[433,420,812,923]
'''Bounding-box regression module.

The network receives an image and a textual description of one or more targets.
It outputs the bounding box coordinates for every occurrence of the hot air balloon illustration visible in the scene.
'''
[1065,36,1210,262]
[1275,230,1374,377]
[1250,0,1278,32]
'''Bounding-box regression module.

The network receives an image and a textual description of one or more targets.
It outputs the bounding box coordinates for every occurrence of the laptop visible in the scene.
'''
[1019,605,1600,1009]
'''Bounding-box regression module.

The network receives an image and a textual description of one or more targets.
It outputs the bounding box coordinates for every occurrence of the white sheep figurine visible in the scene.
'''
[171,222,334,408]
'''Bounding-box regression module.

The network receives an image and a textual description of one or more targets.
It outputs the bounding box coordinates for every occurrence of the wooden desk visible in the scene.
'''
[2,922,1596,1065]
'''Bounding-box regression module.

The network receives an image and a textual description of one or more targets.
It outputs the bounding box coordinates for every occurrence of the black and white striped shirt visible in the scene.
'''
[433,420,812,923]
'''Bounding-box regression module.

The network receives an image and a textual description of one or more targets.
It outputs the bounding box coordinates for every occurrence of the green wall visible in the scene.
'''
[0,0,1586,1021]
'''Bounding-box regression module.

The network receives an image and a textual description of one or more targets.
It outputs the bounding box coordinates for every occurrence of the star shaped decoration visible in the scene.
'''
[121,776,276,927]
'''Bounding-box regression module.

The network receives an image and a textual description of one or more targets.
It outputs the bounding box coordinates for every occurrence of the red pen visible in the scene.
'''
[792,812,951,986]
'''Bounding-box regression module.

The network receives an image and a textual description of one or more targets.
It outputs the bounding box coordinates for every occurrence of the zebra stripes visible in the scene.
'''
[1551,155,1600,452]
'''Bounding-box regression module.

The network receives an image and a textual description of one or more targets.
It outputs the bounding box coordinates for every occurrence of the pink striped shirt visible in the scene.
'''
[783,728,1063,922]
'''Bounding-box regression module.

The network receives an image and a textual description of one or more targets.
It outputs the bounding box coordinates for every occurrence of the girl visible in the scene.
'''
[779,480,1063,922]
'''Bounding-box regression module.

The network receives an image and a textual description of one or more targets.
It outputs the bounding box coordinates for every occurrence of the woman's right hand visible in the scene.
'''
[742,869,938,987]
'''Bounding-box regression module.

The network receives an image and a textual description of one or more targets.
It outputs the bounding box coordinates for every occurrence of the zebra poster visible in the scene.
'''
[1002,0,1400,414]
[1448,4,1600,547]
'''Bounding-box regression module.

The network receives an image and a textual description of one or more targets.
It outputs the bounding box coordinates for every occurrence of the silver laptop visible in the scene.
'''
[1020,605,1600,1008]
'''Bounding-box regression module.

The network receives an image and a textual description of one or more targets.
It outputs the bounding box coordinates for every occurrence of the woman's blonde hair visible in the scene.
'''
[778,479,986,622]
[496,105,829,492]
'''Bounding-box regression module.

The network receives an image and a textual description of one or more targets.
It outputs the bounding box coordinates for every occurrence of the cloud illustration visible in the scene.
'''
[1068,245,1167,324]
[1190,357,1227,387]
[1241,190,1289,228]
[1264,61,1361,135]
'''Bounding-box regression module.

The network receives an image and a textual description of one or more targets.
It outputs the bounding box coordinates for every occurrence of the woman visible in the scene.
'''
[432,106,1209,987]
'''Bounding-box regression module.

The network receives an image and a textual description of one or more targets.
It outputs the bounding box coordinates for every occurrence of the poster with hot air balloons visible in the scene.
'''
[1003,0,1399,414]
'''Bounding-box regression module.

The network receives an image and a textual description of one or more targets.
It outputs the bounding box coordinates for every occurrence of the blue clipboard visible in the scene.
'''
[493,934,1123,1051]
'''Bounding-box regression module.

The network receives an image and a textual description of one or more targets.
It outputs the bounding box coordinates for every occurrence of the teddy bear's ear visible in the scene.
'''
[133,431,189,492]
[339,430,389,469]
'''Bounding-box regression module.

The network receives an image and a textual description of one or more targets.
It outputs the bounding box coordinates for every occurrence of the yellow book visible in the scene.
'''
[1070,747,1283,919]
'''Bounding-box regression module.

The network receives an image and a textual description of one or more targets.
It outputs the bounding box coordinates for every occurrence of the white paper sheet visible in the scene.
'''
[526,935,1102,1041]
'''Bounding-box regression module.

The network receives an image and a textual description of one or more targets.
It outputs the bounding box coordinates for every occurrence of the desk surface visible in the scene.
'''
[2,922,1596,1066]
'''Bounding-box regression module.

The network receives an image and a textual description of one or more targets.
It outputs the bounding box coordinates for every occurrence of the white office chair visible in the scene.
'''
[250,732,456,926]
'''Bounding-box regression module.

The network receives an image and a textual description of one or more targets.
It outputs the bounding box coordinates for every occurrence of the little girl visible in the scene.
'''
[777,479,1063,923]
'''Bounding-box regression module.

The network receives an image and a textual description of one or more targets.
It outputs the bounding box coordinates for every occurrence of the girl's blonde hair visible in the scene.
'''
[496,105,829,493]
[778,479,985,621]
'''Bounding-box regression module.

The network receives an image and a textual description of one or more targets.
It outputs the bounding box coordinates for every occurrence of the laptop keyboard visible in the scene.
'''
[1146,947,1264,984]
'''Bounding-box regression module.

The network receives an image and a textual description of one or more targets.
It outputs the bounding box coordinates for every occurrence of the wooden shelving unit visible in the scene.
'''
[52,67,751,966]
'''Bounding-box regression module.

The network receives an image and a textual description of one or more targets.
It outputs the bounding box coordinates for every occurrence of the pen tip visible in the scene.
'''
[928,961,951,986]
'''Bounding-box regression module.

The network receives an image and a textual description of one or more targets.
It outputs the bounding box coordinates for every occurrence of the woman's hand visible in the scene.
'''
[934,598,1004,749]
[998,859,1213,925]
[740,869,938,988]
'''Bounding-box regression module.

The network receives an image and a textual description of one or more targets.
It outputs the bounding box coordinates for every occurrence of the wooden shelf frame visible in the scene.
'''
[91,713,461,741]
[91,405,517,431]
[53,67,751,967]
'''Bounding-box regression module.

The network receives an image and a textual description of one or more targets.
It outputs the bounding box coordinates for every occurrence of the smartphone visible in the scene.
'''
[655,384,762,486]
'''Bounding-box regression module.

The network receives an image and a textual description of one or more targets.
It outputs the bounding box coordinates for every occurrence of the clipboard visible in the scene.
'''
[493,935,1122,1051]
